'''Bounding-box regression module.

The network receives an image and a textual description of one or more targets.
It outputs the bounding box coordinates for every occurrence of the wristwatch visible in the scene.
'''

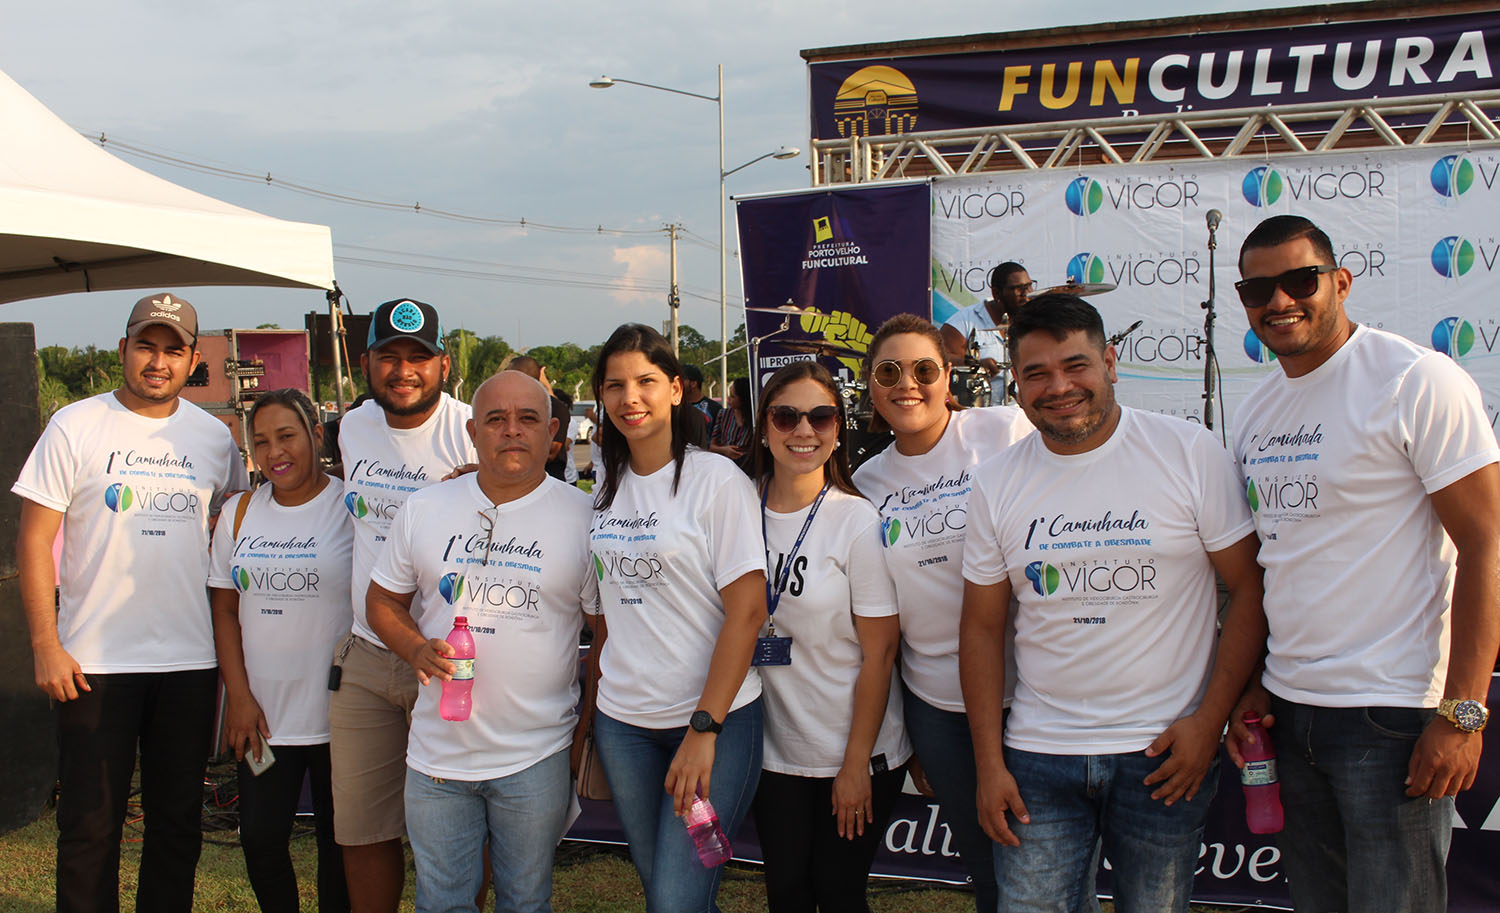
[689,710,723,735]
[1437,698,1490,733]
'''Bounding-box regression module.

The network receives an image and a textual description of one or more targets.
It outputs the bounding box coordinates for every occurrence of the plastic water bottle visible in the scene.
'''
[683,794,732,867]
[439,616,475,721]
[1239,712,1283,834]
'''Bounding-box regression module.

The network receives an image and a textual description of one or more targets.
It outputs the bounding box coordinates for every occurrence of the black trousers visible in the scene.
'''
[55,668,218,913]
[237,742,348,913]
[752,767,906,913]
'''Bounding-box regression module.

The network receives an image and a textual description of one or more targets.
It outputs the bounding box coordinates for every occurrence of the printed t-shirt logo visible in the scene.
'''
[344,491,369,519]
[1065,177,1103,216]
[1242,166,1284,206]
[593,553,604,582]
[104,483,134,512]
[882,517,901,547]
[439,572,466,605]
[1432,316,1476,362]
[1432,155,1475,198]
[1025,561,1061,596]
[231,565,251,592]
[1245,478,1260,513]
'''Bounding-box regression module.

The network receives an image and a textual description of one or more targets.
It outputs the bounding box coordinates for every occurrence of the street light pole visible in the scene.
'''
[717,64,727,401]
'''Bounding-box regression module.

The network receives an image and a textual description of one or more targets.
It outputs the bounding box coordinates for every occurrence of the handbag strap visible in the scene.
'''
[231,486,256,540]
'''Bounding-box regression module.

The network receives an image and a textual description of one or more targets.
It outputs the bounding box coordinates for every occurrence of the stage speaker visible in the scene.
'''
[0,323,58,836]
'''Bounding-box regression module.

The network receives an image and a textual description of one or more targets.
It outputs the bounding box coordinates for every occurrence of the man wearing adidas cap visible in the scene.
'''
[14,292,249,912]
[330,298,476,913]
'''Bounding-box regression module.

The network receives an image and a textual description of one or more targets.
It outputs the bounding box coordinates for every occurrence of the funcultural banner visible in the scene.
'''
[809,11,1496,139]
[736,182,930,393]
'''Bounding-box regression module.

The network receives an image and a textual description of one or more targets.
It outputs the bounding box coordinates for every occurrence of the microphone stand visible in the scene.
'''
[1201,216,1220,434]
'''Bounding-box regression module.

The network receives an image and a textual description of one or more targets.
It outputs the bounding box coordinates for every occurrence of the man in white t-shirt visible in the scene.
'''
[367,370,595,913]
[940,261,1034,376]
[1227,215,1500,913]
[330,298,476,913]
[959,295,1265,912]
[14,293,249,913]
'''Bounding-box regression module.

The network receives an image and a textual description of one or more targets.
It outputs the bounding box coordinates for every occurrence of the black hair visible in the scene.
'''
[988,261,1029,293]
[590,323,697,510]
[750,362,861,499]
[729,376,752,425]
[248,388,325,461]
[1238,214,1336,273]
[1006,294,1106,363]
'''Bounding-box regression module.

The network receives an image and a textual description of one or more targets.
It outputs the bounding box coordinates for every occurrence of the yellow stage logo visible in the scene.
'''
[833,66,918,138]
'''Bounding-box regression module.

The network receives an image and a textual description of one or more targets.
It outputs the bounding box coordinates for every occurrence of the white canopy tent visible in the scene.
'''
[0,68,334,304]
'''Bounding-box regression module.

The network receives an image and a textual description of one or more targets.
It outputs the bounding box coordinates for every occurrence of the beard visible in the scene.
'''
[1028,386,1115,446]
[365,364,446,417]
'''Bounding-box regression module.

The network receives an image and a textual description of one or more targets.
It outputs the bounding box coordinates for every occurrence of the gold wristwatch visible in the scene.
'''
[1437,698,1490,733]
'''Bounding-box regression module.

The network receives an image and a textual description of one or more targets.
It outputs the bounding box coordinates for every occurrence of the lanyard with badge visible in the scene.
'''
[755,482,829,666]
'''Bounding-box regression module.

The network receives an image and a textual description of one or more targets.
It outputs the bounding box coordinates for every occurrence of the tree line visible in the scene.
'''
[37,324,750,423]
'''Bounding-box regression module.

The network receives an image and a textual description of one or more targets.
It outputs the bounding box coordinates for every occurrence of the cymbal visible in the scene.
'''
[746,304,810,314]
[777,339,866,360]
[1033,281,1117,298]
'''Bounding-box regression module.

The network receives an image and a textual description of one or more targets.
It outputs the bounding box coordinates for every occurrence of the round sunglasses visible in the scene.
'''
[766,404,840,433]
[1234,264,1337,308]
[871,357,944,388]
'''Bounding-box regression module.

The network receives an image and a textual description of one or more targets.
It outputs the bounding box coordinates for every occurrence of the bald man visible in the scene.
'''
[367,372,598,913]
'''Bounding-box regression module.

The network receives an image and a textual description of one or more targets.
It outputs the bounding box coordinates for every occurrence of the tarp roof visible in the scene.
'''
[0,68,334,305]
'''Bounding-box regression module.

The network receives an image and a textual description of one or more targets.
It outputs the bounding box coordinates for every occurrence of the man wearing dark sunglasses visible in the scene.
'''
[1227,215,1500,913]
[941,261,1034,376]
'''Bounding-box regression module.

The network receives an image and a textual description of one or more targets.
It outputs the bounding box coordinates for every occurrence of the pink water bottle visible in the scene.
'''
[1239,712,1283,834]
[439,616,475,721]
[683,794,732,867]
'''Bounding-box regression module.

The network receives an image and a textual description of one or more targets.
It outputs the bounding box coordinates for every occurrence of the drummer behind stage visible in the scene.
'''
[941,262,1034,377]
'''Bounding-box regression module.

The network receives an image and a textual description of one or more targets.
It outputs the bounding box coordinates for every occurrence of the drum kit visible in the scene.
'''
[746,280,1136,464]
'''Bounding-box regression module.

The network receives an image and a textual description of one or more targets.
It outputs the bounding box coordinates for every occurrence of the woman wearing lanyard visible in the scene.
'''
[587,324,768,913]
[852,314,1032,913]
[749,362,909,913]
[210,389,352,913]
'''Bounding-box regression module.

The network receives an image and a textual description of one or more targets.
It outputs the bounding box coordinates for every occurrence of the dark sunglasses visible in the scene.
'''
[767,404,840,434]
[872,357,944,388]
[1234,264,1337,308]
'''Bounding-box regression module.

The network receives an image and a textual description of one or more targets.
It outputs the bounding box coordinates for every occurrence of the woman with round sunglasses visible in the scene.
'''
[748,362,909,913]
[852,313,1032,913]
[209,389,351,913]
[588,324,768,913]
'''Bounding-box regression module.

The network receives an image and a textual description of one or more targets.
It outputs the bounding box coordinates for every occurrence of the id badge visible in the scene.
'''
[752,635,793,666]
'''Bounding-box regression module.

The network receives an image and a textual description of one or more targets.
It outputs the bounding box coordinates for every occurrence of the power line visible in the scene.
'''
[333,255,720,303]
[85,131,670,237]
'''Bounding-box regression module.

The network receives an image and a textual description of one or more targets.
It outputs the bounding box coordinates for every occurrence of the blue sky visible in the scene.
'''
[3,0,1339,350]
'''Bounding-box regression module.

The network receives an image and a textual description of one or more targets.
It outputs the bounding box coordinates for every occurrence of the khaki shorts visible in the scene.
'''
[329,633,418,845]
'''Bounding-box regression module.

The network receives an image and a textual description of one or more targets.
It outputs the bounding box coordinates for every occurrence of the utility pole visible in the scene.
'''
[666,223,682,356]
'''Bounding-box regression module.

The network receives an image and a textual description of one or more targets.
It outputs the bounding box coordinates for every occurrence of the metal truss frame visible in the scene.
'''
[810,90,1500,185]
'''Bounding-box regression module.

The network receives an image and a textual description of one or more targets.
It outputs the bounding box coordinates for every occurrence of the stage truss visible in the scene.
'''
[810,90,1500,185]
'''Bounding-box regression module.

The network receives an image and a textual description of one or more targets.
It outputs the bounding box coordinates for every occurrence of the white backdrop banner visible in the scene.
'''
[930,145,1500,436]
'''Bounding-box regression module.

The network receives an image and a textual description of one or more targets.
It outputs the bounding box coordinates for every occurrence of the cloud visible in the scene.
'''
[610,244,669,308]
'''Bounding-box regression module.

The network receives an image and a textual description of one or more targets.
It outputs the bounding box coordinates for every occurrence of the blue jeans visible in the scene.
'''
[594,700,763,913]
[403,749,571,913]
[996,747,1218,913]
[1268,694,1451,913]
[901,688,997,913]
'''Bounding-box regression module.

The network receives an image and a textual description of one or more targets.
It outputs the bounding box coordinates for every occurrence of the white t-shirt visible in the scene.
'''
[1233,326,1500,708]
[13,393,249,673]
[372,474,597,780]
[943,301,1008,364]
[592,448,765,728]
[208,480,353,745]
[338,394,476,643]
[760,488,911,777]
[853,406,1032,712]
[964,408,1254,754]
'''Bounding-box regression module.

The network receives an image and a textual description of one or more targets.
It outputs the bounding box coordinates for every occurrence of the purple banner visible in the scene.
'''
[809,12,1498,139]
[569,674,1500,910]
[736,184,930,393]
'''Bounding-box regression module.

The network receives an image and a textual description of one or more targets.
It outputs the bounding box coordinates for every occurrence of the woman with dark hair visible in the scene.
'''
[710,376,755,470]
[748,362,908,912]
[209,389,351,913]
[586,323,768,913]
[851,314,1032,913]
